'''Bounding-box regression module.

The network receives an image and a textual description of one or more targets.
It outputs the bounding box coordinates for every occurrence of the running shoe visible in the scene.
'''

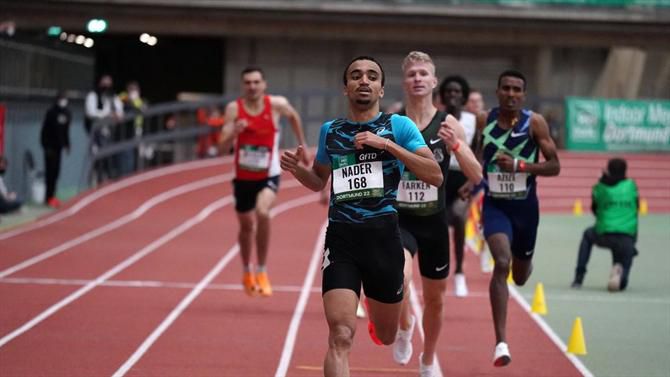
[393,315,415,364]
[454,273,469,297]
[607,263,623,292]
[256,271,273,297]
[493,342,511,367]
[47,197,61,208]
[419,353,434,377]
[356,301,366,318]
[364,298,383,345]
[242,271,257,297]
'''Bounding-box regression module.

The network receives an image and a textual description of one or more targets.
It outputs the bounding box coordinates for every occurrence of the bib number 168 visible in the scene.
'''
[348,177,367,190]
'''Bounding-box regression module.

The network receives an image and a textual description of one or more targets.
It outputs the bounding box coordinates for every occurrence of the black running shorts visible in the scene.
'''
[321,214,405,304]
[232,176,280,212]
[399,211,450,280]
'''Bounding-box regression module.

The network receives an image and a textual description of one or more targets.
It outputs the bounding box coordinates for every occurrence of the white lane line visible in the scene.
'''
[0,156,232,241]
[275,220,327,377]
[0,277,324,293]
[0,191,240,348]
[0,174,232,279]
[509,286,594,377]
[113,191,319,377]
[409,283,444,377]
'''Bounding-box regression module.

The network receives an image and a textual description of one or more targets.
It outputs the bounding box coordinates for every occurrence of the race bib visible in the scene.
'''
[397,171,438,207]
[332,154,384,202]
[487,165,528,199]
[239,144,270,171]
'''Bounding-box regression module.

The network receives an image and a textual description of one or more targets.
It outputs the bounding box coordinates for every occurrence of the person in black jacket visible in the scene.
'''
[40,92,71,208]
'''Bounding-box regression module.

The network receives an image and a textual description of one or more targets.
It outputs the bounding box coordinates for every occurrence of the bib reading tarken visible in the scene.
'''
[396,171,438,210]
[487,164,528,199]
[332,154,384,202]
[238,144,270,171]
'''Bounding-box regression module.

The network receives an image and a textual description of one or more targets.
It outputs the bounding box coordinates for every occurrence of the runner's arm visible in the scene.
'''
[218,102,239,153]
[439,114,482,185]
[527,113,560,177]
[280,146,330,192]
[273,96,310,163]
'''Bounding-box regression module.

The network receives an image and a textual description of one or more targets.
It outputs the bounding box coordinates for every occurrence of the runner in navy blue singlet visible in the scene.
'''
[475,70,560,367]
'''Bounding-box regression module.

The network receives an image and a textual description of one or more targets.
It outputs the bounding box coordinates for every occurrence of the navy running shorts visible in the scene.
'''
[482,196,539,260]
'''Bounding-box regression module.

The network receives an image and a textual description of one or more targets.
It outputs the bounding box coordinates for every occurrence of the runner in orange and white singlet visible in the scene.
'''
[220,66,309,297]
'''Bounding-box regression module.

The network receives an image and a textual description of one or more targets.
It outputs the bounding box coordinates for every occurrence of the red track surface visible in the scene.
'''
[0,158,587,377]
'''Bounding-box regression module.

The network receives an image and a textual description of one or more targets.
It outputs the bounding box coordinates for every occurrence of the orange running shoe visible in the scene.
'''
[242,271,257,297]
[364,298,383,345]
[255,271,273,297]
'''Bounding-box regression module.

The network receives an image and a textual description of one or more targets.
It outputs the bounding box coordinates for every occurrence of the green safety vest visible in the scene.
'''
[593,179,638,236]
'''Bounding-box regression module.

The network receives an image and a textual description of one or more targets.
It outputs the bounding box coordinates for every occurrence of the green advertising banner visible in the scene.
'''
[565,97,670,152]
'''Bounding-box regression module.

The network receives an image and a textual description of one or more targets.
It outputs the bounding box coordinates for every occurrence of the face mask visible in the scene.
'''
[58,99,68,108]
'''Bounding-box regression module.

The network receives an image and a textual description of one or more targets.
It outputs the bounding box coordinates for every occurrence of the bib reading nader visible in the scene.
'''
[487,164,528,199]
[332,154,384,202]
[396,171,439,209]
[238,144,271,171]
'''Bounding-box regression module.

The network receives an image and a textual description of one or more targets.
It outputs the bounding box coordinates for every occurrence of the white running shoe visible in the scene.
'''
[356,301,366,318]
[481,248,494,273]
[454,273,469,297]
[493,342,511,367]
[607,263,623,292]
[419,352,435,377]
[392,315,415,365]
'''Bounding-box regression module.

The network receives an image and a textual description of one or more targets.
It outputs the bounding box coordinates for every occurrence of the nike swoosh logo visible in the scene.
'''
[510,132,525,138]
[435,264,448,272]
[525,250,533,256]
[429,138,441,145]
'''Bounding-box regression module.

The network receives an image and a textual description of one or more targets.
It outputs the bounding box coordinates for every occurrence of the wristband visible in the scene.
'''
[451,141,460,153]
[513,158,518,173]
[384,138,390,151]
[518,160,526,172]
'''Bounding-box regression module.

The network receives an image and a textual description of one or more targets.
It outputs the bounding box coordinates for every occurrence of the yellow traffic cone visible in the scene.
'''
[567,317,587,355]
[531,282,547,315]
[573,199,583,217]
[640,198,648,216]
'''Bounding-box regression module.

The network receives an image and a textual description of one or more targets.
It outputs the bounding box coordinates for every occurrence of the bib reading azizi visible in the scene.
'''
[397,171,438,209]
[332,154,384,202]
[239,145,270,171]
[487,165,528,199]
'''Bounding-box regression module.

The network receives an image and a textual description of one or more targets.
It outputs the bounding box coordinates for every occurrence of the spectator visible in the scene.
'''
[0,156,23,214]
[465,89,485,115]
[85,74,123,182]
[196,105,226,158]
[572,158,640,292]
[118,81,148,176]
[40,91,71,208]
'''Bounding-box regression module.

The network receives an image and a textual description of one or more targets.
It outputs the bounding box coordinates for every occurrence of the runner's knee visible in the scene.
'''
[328,324,355,352]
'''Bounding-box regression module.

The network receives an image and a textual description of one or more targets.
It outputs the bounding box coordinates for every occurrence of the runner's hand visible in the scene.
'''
[280,145,305,174]
[438,115,459,149]
[354,131,386,150]
[233,118,248,134]
[495,153,515,172]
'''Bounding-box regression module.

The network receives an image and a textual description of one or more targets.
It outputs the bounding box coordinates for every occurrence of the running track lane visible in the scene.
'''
[0,177,320,375]
[0,159,590,376]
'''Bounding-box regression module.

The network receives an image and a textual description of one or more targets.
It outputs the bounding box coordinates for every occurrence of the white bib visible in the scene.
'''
[397,178,438,204]
[239,144,270,171]
[488,171,528,198]
[332,156,384,202]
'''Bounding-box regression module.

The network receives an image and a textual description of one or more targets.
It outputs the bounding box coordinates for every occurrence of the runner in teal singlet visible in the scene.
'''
[280,56,443,377]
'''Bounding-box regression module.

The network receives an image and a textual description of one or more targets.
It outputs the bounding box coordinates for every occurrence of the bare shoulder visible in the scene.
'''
[475,110,490,130]
[269,95,290,109]
[224,100,239,116]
